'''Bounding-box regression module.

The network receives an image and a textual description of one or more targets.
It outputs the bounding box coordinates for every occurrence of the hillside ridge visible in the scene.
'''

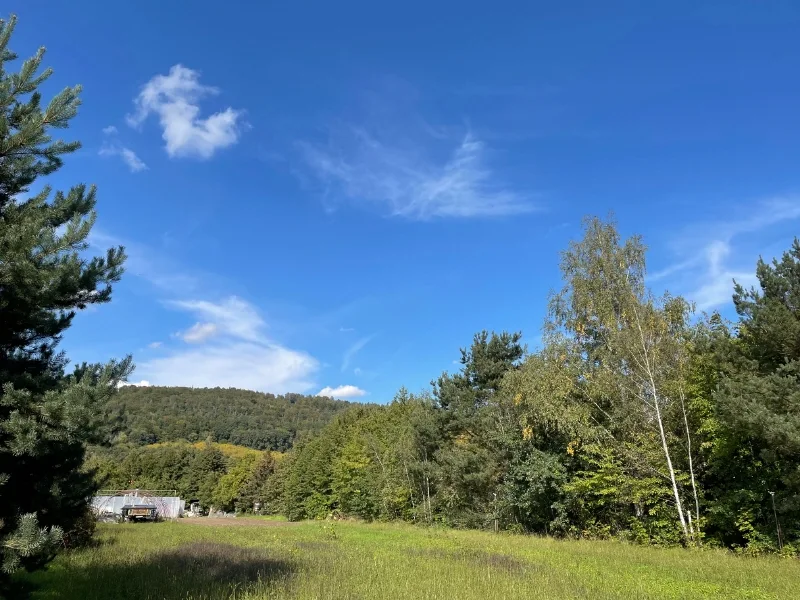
[107,386,356,451]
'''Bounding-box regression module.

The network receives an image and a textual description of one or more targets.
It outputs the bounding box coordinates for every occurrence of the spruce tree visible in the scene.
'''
[0,14,131,586]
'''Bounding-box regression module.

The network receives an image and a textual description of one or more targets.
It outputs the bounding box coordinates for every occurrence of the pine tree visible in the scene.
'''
[432,331,524,528]
[0,15,131,586]
[710,239,800,550]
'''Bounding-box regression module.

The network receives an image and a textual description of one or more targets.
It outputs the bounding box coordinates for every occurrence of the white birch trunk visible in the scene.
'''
[679,386,701,530]
[651,384,689,539]
[632,302,690,540]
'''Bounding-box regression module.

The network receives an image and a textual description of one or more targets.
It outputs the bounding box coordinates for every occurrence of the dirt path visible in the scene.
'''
[177,518,298,528]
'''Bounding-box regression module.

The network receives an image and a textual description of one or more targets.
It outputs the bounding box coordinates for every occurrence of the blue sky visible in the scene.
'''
[12,1,800,401]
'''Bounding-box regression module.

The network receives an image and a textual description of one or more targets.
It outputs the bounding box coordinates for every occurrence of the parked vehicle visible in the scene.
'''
[120,504,158,522]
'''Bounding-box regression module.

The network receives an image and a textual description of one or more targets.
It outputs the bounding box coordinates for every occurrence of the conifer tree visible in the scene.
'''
[0,15,131,586]
[710,240,800,549]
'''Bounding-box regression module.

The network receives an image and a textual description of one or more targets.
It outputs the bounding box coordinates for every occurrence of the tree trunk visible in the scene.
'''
[423,449,433,523]
[651,382,689,540]
[632,303,689,541]
[679,386,701,532]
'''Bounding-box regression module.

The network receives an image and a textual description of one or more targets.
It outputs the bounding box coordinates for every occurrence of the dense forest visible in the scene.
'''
[95,220,800,555]
[107,387,353,450]
[3,10,797,594]
[88,441,280,513]
[84,388,352,514]
[244,221,798,554]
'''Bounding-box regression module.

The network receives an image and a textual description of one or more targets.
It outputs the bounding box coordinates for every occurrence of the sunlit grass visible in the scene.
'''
[18,520,800,599]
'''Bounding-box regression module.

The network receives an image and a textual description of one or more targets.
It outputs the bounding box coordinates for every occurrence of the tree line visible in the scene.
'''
[255,222,799,554]
[88,442,280,514]
[108,387,352,450]
[1,11,798,594]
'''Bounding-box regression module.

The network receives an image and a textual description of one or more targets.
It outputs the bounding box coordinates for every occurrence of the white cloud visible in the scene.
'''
[127,64,243,159]
[181,322,218,343]
[117,379,152,388]
[138,342,318,393]
[650,196,800,310]
[317,385,367,399]
[102,125,118,135]
[689,241,758,310]
[353,367,362,376]
[169,297,264,342]
[90,232,318,393]
[300,129,533,220]
[147,341,162,349]
[342,334,374,372]
[99,142,148,172]
[136,296,320,393]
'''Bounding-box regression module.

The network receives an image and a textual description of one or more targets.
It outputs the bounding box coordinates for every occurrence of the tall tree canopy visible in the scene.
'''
[258,221,798,554]
[0,14,130,586]
[705,240,800,549]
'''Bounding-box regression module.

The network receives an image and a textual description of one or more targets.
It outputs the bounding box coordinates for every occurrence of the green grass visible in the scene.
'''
[17,520,800,600]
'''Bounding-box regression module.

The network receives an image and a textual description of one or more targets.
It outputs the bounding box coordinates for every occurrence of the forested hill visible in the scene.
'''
[107,387,355,451]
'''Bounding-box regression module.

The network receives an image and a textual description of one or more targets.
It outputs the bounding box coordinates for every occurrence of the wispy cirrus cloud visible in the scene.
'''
[650,196,800,310]
[300,128,534,220]
[684,240,757,311]
[89,230,202,295]
[127,64,244,159]
[99,142,148,172]
[341,334,374,372]
[99,125,147,172]
[317,384,367,399]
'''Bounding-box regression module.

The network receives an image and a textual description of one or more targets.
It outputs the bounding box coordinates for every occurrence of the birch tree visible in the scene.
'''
[549,217,697,541]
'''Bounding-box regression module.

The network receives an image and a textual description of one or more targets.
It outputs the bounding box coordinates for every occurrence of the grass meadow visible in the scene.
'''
[16,518,800,600]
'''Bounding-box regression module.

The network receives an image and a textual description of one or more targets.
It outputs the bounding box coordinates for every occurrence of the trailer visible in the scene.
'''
[121,504,158,522]
[92,490,185,521]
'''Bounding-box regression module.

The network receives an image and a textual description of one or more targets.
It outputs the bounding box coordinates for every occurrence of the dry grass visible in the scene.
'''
[16,519,800,599]
[144,441,272,460]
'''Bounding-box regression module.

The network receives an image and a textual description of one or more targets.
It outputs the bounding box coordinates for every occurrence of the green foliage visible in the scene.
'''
[275,333,524,529]
[107,386,352,450]
[0,14,130,589]
[237,452,277,512]
[702,239,800,550]
[1,513,62,575]
[212,453,260,512]
[88,441,275,513]
[267,223,799,554]
[563,443,680,544]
